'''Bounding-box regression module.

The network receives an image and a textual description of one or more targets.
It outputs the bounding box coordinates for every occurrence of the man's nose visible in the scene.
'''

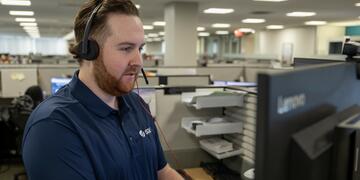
[131,49,143,66]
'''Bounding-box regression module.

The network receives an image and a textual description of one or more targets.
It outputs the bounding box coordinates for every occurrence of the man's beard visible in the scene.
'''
[93,57,139,96]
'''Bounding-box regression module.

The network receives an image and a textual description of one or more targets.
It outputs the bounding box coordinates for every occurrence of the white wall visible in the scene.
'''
[258,27,316,58]
[316,26,346,55]
[0,35,68,55]
[144,41,163,55]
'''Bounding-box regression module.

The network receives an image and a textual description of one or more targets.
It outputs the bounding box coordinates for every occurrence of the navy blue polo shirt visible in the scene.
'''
[22,71,167,180]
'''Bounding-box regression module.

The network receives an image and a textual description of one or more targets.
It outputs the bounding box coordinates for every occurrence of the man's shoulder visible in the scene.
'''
[27,92,79,126]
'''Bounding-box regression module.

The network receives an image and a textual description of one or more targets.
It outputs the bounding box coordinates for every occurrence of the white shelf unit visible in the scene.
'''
[181,117,243,137]
[181,91,245,109]
[200,143,242,160]
[181,89,248,160]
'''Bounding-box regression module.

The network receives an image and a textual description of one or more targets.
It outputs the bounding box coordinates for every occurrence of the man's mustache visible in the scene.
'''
[123,65,141,75]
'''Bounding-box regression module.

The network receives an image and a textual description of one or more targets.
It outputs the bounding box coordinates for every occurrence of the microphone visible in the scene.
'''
[141,68,149,85]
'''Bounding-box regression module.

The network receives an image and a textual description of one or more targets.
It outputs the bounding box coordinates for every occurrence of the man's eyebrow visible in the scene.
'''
[116,42,146,47]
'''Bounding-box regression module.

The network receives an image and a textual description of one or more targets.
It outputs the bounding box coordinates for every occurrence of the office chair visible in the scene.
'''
[12,86,43,180]
[24,85,44,109]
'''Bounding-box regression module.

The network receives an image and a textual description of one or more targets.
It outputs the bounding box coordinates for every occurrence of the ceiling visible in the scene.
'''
[0,0,359,38]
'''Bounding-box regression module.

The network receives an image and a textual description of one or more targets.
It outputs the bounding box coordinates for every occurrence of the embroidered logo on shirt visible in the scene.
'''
[139,130,146,137]
[139,127,152,138]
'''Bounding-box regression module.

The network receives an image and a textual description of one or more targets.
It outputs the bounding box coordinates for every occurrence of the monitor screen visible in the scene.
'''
[50,77,71,94]
[255,62,360,180]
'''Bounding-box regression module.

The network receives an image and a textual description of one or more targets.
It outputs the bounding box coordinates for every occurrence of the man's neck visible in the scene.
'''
[78,68,118,110]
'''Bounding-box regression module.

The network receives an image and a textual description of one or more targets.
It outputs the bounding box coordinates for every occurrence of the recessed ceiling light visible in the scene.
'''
[355,3,360,6]
[236,28,256,33]
[1,0,31,6]
[152,38,162,42]
[153,21,166,26]
[215,31,229,35]
[9,10,34,16]
[198,32,210,36]
[286,12,316,17]
[135,4,140,9]
[15,18,36,22]
[253,0,287,1]
[242,18,266,23]
[143,25,154,30]
[203,8,234,14]
[20,22,37,26]
[148,33,159,38]
[305,21,327,25]
[212,23,231,28]
[23,26,38,30]
[197,27,205,31]
[266,25,284,29]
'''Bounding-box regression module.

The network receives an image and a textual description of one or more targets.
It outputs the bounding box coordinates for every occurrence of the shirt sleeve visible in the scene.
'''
[22,119,96,180]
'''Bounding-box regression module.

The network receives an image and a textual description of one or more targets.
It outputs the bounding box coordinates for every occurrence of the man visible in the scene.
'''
[22,0,183,179]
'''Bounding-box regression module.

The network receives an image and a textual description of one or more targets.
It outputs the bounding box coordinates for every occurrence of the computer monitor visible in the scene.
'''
[50,77,72,94]
[255,62,360,180]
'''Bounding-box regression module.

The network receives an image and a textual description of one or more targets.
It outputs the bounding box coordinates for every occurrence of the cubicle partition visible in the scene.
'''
[37,64,78,95]
[0,65,38,97]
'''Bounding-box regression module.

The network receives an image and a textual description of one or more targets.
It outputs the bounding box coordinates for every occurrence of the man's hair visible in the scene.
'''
[69,0,139,64]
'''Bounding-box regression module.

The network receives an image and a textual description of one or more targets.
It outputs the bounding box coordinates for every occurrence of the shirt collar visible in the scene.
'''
[69,70,130,118]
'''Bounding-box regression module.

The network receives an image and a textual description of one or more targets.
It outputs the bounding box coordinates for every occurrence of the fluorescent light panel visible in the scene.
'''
[23,27,38,30]
[236,28,255,33]
[355,3,360,6]
[15,18,36,22]
[266,25,284,29]
[197,27,205,31]
[215,31,229,35]
[153,21,165,26]
[253,0,287,1]
[198,32,210,36]
[9,10,34,16]
[242,18,266,23]
[148,33,159,37]
[305,21,327,25]
[212,23,231,28]
[20,22,37,26]
[158,31,165,36]
[1,0,31,6]
[143,25,154,30]
[287,12,316,17]
[203,8,234,14]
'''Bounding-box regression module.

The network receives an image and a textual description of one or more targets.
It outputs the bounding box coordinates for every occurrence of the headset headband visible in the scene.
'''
[81,3,103,55]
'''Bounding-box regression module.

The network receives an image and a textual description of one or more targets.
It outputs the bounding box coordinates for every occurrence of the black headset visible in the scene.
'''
[75,1,148,84]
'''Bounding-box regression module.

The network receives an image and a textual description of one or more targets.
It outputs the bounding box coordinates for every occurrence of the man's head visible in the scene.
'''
[70,0,145,96]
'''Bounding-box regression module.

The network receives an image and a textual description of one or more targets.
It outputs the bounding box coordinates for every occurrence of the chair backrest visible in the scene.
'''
[25,85,44,109]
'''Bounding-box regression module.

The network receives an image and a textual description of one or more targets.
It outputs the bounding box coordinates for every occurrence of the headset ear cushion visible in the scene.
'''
[76,40,99,60]
[85,40,100,60]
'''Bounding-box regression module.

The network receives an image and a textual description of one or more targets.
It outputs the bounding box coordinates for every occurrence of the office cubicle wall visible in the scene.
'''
[0,67,38,97]
[166,75,210,86]
[196,67,244,82]
[37,65,78,95]
[137,76,159,87]
[137,75,211,87]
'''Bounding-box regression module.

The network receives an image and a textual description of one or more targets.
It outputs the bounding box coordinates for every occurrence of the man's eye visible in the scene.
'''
[120,47,133,52]
[139,47,144,52]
